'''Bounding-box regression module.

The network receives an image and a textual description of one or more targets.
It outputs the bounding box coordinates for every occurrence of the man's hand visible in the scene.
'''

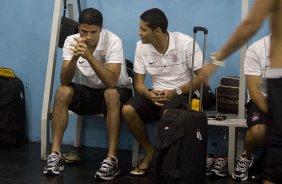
[197,63,219,85]
[145,90,165,106]
[147,89,177,107]
[70,37,92,60]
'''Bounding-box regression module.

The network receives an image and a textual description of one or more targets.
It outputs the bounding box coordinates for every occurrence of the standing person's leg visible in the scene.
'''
[263,78,282,184]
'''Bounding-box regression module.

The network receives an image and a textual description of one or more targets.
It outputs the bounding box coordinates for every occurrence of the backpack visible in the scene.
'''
[0,68,27,147]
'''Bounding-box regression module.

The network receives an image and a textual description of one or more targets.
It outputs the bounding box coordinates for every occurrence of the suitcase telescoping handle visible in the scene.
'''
[193,26,208,34]
[188,26,208,111]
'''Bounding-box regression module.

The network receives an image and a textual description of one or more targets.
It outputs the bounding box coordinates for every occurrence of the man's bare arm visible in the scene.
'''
[71,37,121,88]
[87,56,121,88]
[134,73,150,98]
[60,57,78,85]
[200,0,274,80]
[214,0,274,61]
[246,75,267,113]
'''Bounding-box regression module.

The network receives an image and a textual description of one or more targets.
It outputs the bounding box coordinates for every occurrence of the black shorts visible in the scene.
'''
[125,93,196,124]
[68,82,132,116]
[264,77,282,183]
[245,100,269,128]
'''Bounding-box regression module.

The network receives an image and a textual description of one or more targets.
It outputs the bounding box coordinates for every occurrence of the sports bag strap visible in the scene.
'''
[63,0,67,17]
[63,0,81,17]
[77,0,82,15]
[59,0,80,48]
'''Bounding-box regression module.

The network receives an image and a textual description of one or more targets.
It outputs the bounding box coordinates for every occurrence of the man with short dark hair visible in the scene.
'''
[122,8,203,175]
[43,8,132,181]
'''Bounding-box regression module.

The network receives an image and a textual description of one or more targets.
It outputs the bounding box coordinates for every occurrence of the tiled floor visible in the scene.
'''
[0,142,260,184]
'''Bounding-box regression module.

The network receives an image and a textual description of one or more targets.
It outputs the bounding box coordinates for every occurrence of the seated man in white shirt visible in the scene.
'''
[43,8,132,181]
[232,34,270,181]
[122,8,203,175]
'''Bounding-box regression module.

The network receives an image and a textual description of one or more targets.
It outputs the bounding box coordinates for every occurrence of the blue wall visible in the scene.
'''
[0,0,269,154]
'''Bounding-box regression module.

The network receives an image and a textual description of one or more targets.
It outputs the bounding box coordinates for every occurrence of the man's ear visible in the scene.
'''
[154,27,162,36]
[98,26,103,32]
[77,25,80,32]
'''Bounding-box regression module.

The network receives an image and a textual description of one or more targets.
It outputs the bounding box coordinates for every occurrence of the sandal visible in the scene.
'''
[130,159,151,176]
[130,166,149,176]
[63,150,80,163]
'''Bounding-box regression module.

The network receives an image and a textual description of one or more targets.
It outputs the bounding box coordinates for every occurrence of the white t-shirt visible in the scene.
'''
[63,28,131,89]
[244,34,270,98]
[134,31,203,91]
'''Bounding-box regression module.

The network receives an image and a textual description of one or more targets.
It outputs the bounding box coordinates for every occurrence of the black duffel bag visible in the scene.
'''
[0,68,27,147]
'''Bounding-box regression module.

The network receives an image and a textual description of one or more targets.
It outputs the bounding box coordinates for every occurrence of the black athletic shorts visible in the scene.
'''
[245,100,269,128]
[264,77,282,183]
[125,93,197,124]
[68,82,132,116]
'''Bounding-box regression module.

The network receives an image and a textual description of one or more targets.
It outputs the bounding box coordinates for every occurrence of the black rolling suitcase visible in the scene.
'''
[151,27,208,184]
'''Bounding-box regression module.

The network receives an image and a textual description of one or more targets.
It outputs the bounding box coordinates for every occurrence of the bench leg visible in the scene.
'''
[131,138,146,167]
[74,115,83,147]
[131,138,140,167]
[228,125,236,175]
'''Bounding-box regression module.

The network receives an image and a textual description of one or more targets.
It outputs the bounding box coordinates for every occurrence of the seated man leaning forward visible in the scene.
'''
[43,8,132,181]
[122,8,203,175]
[232,34,270,181]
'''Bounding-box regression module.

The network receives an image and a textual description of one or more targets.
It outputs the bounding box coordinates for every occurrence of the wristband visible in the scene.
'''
[210,55,225,67]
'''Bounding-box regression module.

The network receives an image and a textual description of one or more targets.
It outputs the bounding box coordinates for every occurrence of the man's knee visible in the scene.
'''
[122,105,136,121]
[54,85,74,105]
[104,88,120,105]
[249,124,266,140]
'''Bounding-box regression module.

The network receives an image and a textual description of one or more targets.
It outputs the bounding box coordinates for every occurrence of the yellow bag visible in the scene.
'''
[191,99,200,112]
[0,68,16,78]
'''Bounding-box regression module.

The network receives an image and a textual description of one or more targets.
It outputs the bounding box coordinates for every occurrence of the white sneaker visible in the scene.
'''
[206,155,215,176]
[95,156,120,180]
[211,157,228,177]
[43,152,65,175]
[232,155,253,181]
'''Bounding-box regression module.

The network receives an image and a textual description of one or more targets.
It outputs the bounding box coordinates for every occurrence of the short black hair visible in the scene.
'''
[140,8,168,33]
[79,8,103,27]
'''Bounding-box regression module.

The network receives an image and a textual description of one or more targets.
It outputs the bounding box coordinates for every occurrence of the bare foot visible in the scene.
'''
[138,153,153,169]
